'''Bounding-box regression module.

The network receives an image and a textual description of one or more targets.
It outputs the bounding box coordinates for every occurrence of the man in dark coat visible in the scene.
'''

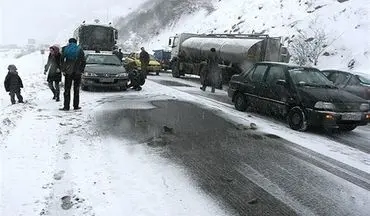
[4,64,24,104]
[139,47,150,78]
[60,38,86,111]
[114,48,124,62]
[44,45,62,101]
[200,48,220,93]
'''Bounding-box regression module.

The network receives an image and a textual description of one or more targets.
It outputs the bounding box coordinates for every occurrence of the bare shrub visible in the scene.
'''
[289,20,333,66]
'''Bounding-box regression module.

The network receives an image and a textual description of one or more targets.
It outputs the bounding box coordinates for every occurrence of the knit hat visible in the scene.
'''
[68,38,77,43]
[7,64,17,71]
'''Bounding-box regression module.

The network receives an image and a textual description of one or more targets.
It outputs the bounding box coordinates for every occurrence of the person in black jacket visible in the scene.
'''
[44,45,62,101]
[139,47,150,78]
[4,64,24,104]
[60,38,86,111]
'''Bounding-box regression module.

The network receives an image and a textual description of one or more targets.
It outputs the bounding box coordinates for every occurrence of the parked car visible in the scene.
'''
[321,69,370,101]
[81,53,129,91]
[228,62,370,131]
[124,52,161,75]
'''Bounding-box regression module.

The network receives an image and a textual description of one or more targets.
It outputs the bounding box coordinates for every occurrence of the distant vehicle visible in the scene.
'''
[81,53,128,91]
[124,52,161,75]
[321,70,370,101]
[73,23,118,52]
[153,49,171,70]
[228,62,370,132]
[168,33,290,86]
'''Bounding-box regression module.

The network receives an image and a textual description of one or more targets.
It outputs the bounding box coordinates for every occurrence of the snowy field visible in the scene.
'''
[1,51,369,215]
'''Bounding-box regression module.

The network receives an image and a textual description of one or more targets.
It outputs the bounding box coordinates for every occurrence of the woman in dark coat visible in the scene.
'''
[44,45,62,101]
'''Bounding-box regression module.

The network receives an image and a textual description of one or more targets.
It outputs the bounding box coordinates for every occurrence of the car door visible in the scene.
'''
[259,65,289,116]
[240,64,268,108]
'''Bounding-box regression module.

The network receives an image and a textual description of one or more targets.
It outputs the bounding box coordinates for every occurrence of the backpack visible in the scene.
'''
[63,43,80,61]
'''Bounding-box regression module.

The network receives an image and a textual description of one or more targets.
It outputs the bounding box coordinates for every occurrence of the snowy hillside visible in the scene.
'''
[117,0,369,73]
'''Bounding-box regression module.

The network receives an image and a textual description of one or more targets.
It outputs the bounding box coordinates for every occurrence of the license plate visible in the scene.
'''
[100,78,114,83]
[342,113,362,121]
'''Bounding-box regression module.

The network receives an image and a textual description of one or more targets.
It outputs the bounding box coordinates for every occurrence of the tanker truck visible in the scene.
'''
[168,33,290,87]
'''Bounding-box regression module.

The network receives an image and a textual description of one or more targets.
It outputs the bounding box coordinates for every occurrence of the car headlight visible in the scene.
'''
[116,72,128,77]
[360,103,369,111]
[314,101,336,110]
[84,72,97,76]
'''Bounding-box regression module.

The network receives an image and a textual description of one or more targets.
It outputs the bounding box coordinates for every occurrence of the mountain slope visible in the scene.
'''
[116,0,369,72]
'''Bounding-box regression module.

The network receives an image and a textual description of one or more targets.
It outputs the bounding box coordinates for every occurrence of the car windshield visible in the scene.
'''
[357,74,370,85]
[289,67,335,87]
[86,54,121,65]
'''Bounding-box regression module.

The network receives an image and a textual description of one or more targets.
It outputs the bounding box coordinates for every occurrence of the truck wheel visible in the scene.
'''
[339,125,357,132]
[287,106,308,131]
[234,93,248,111]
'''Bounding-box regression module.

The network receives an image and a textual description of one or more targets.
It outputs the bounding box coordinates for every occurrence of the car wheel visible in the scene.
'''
[287,106,308,131]
[234,93,248,111]
[339,124,357,132]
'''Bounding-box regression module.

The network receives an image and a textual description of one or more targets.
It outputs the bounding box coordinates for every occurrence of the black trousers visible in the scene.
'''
[48,81,60,98]
[63,74,81,109]
[9,89,23,104]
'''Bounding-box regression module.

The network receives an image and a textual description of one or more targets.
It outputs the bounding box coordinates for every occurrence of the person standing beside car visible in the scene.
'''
[116,49,124,62]
[44,45,62,101]
[60,38,86,111]
[201,48,220,93]
[139,47,150,78]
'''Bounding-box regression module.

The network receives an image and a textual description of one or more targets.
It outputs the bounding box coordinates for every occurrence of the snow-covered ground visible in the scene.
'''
[141,0,370,73]
[1,51,369,215]
[0,52,231,216]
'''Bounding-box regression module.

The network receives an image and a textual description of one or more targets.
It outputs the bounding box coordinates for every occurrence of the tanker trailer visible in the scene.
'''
[168,33,290,86]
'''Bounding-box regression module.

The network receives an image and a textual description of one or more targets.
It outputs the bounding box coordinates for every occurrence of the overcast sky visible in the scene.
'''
[0,0,145,45]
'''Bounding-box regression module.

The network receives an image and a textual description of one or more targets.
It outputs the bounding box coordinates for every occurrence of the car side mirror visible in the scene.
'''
[276,79,287,87]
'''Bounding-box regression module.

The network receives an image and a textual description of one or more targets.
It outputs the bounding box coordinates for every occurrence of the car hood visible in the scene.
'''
[85,64,125,74]
[149,60,161,66]
[297,86,367,105]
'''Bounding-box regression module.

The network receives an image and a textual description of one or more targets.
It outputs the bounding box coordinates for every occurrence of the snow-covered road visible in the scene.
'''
[0,52,231,216]
[1,51,370,215]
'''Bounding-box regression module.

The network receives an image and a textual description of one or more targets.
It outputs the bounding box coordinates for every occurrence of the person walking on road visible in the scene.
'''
[200,48,220,93]
[44,45,62,101]
[139,47,150,78]
[60,38,86,111]
[4,64,24,105]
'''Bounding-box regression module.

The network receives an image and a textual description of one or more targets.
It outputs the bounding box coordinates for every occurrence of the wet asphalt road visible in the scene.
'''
[96,99,370,216]
[149,74,370,154]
